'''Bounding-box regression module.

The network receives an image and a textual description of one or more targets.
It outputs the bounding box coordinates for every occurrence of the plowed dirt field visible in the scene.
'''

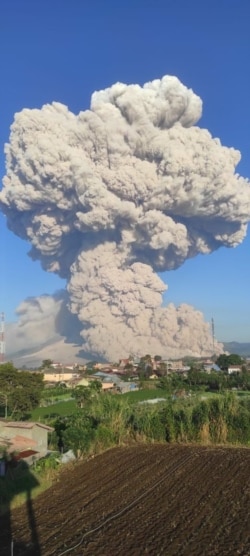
[1,444,249,555]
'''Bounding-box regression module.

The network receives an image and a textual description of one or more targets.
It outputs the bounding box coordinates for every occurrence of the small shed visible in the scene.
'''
[0,420,53,460]
[228,365,242,374]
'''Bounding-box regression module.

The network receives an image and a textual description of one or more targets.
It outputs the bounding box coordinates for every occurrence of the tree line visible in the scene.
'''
[0,362,44,419]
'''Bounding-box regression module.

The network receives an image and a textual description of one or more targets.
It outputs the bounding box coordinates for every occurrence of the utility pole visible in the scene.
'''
[211,318,215,352]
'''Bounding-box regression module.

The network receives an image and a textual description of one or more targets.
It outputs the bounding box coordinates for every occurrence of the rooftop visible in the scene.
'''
[0,419,53,431]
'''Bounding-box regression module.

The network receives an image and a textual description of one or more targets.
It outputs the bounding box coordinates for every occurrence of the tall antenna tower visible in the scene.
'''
[211,317,215,352]
[0,312,5,364]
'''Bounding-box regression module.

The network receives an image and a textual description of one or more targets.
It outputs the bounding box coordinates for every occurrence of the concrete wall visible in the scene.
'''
[44,371,78,382]
[0,422,51,458]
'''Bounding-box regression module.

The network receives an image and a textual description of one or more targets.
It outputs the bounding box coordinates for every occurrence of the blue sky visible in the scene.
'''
[0,0,249,343]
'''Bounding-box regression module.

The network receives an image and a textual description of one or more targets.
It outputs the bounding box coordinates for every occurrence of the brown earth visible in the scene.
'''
[1,444,249,556]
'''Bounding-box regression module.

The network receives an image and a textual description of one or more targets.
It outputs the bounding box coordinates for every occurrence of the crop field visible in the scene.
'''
[122,388,170,402]
[1,444,249,555]
[30,399,77,420]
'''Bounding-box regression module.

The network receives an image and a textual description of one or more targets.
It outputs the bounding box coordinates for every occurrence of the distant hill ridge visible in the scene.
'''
[223,341,250,357]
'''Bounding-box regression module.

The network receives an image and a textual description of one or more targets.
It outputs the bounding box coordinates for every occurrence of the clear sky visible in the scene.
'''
[0,0,249,343]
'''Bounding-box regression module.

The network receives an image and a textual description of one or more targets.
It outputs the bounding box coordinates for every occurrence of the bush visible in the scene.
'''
[51,392,250,458]
[227,406,250,444]
[173,408,191,442]
[62,412,99,457]
[130,407,166,441]
[160,405,176,443]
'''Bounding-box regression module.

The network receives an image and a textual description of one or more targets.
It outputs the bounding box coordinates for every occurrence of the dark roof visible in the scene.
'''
[14,450,38,461]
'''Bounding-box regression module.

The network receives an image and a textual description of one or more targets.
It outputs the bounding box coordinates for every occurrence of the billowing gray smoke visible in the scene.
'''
[1,76,250,360]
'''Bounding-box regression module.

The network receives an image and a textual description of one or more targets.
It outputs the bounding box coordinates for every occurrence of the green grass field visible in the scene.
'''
[30,388,249,422]
[42,393,73,401]
[30,399,77,421]
[236,390,250,397]
[121,388,170,403]
[31,390,170,420]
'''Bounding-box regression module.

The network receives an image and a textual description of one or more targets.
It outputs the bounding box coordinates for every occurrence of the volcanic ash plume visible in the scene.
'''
[1,76,250,360]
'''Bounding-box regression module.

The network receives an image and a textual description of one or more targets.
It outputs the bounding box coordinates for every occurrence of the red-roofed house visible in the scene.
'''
[0,419,53,463]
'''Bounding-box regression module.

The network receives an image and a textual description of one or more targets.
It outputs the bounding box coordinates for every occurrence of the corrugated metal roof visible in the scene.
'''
[93,372,121,383]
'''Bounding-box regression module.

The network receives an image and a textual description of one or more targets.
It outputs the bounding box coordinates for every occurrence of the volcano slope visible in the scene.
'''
[1,444,249,556]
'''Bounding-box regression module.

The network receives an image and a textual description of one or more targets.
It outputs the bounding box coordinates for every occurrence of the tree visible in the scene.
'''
[187,369,202,387]
[207,372,225,392]
[0,363,44,418]
[62,412,98,457]
[158,376,172,392]
[138,355,153,378]
[72,386,92,408]
[0,362,19,390]
[156,362,168,377]
[9,389,34,418]
[40,359,53,370]
[89,380,102,395]
[216,354,243,371]
[124,363,134,374]
[72,380,102,408]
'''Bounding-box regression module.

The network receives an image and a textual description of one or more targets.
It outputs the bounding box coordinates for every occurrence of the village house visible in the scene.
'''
[0,419,53,466]
[101,382,115,391]
[227,365,242,374]
[117,382,138,394]
[67,376,90,389]
[50,362,77,371]
[119,358,131,369]
[43,368,80,384]
[92,371,138,394]
[161,360,184,372]
[203,363,221,373]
